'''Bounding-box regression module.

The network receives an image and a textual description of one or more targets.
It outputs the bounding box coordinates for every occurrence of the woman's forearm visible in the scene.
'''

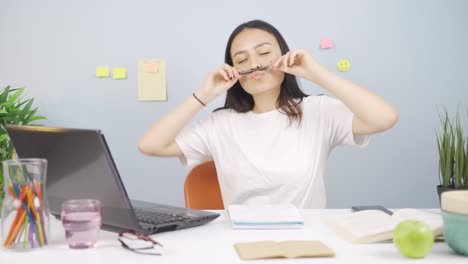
[310,66,398,134]
[138,95,204,155]
[138,64,241,156]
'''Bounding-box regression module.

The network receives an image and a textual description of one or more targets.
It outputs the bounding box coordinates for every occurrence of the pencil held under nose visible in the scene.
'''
[238,65,274,75]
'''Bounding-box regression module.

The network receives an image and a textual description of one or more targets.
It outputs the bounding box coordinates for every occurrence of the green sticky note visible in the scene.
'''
[113,67,127,79]
[96,66,110,77]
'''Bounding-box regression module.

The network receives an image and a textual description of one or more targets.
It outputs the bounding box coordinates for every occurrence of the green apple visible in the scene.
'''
[393,220,434,258]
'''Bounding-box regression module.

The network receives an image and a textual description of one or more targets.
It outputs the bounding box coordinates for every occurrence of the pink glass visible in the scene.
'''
[61,199,101,249]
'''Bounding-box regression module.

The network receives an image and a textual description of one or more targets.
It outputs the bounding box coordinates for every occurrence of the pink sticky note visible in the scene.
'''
[144,61,160,73]
[320,38,334,49]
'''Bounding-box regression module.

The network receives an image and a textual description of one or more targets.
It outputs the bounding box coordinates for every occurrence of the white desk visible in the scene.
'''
[0,209,466,263]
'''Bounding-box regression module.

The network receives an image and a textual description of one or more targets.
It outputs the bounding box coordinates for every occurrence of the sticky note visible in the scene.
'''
[144,60,160,73]
[96,66,110,77]
[138,59,166,101]
[337,59,351,72]
[320,38,334,49]
[113,67,127,79]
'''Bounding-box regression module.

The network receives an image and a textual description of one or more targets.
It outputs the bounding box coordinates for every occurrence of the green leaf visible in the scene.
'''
[18,99,34,123]
[27,115,47,123]
[454,112,463,188]
[0,148,7,156]
[23,108,37,123]
[0,85,46,166]
[16,99,31,108]
[7,87,24,106]
[18,99,34,121]
[0,86,11,102]
[437,107,456,188]
[0,134,8,143]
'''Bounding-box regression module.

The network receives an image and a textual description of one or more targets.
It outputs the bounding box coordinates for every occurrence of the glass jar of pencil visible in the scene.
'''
[1,159,50,250]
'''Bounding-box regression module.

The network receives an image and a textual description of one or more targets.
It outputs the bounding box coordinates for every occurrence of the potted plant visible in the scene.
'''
[436,108,468,202]
[0,86,46,208]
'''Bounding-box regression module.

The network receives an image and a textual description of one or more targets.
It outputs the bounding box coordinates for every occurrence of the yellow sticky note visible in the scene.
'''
[138,59,166,101]
[96,66,110,77]
[113,67,127,79]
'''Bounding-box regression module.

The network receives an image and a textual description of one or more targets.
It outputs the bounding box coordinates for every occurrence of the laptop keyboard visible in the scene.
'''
[134,209,194,225]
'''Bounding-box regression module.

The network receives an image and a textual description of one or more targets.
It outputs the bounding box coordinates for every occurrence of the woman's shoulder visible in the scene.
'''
[300,95,345,119]
[302,94,341,108]
[210,107,238,118]
[303,94,337,102]
[204,108,243,124]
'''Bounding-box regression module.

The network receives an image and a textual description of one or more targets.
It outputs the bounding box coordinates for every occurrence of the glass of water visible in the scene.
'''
[61,199,101,249]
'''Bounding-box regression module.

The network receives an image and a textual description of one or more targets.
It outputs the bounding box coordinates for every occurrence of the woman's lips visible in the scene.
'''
[251,71,264,79]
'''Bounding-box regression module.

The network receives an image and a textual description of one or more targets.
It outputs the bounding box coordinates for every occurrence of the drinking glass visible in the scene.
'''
[61,199,101,249]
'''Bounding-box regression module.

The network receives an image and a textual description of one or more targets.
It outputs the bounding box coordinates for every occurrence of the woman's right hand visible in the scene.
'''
[195,64,241,104]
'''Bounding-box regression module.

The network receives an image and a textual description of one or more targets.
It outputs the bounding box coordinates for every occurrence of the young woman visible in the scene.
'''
[138,20,398,208]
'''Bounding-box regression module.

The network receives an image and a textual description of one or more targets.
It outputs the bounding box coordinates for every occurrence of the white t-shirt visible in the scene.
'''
[175,95,369,208]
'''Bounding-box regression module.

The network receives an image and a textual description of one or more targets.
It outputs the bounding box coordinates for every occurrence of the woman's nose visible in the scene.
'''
[248,56,261,70]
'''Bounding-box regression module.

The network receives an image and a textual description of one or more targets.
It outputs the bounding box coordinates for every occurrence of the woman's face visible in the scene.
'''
[230,28,284,96]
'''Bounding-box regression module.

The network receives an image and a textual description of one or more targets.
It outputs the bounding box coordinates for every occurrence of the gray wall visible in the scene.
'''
[1,0,467,208]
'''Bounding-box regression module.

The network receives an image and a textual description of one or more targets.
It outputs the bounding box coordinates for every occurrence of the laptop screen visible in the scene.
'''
[6,125,139,231]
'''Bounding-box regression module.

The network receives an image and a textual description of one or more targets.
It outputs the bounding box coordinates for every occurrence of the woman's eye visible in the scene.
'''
[238,59,247,64]
[259,52,271,55]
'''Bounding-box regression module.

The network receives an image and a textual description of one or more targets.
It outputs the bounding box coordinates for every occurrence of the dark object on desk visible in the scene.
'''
[119,230,163,256]
[6,125,220,235]
[351,205,393,215]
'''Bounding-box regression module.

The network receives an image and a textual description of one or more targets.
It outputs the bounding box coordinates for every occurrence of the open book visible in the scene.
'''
[227,204,304,229]
[234,240,335,260]
[328,208,443,243]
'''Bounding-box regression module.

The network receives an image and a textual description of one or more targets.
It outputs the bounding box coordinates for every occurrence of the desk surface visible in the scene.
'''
[0,209,466,263]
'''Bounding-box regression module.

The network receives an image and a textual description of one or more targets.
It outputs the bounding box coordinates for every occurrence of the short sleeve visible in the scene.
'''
[320,96,370,148]
[175,115,214,167]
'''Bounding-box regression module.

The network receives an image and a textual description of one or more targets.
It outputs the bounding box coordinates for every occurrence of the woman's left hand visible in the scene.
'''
[273,49,323,83]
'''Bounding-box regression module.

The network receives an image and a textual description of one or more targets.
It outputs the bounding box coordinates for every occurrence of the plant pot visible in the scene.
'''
[437,185,455,206]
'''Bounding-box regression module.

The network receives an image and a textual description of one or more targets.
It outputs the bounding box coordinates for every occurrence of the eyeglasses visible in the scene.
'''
[118,231,163,256]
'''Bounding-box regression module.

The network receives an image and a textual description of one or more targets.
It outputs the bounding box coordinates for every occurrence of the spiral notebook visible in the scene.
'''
[227,204,304,229]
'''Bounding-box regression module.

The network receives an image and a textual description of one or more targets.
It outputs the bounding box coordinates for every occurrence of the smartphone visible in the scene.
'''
[351,205,393,215]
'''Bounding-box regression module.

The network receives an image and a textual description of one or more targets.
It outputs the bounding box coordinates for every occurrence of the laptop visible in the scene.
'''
[5,125,220,235]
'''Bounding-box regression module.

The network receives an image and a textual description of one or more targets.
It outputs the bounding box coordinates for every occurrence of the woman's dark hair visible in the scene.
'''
[215,20,307,124]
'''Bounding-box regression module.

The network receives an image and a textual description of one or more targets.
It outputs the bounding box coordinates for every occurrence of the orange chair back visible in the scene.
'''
[184,161,224,209]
